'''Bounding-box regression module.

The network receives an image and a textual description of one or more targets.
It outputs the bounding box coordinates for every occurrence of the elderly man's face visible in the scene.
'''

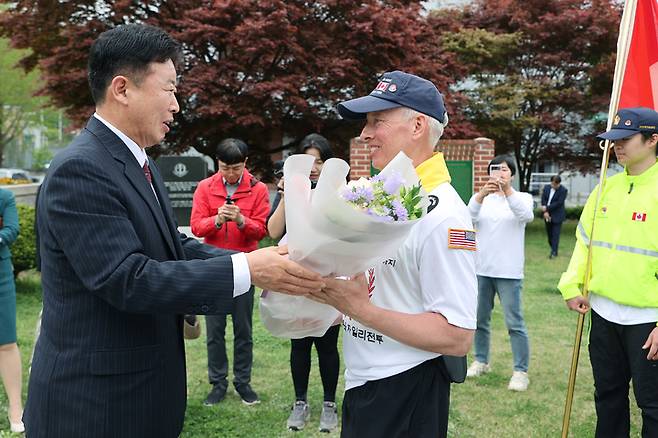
[359,108,415,170]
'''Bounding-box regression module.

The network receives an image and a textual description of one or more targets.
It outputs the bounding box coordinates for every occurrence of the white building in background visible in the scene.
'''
[529,161,623,207]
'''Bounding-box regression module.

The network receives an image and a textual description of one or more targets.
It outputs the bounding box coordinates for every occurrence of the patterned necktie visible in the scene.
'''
[143,162,152,184]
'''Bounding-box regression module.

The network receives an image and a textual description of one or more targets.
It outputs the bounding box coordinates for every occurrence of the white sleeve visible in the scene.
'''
[506,192,534,224]
[231,253,252,297]
[417,217,478,330]
[467,195,482,224]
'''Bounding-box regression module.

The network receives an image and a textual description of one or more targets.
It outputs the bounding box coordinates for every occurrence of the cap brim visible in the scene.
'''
[597,128,639,140]
[337,95,402,120]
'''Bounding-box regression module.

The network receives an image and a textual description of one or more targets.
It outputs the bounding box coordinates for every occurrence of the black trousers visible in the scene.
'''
[545,220,562,255]
[341,357,450,438]
[290,324,340,402]
[206,286,254,388]
[589,310,658,438]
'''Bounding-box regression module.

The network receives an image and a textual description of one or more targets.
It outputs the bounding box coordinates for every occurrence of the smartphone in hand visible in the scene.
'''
[489,164,503,191]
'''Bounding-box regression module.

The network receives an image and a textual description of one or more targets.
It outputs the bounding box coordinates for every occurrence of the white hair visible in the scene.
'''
[402,108,448,147]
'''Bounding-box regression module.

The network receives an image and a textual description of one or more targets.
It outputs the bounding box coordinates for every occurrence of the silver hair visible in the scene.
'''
[401,108,448,147]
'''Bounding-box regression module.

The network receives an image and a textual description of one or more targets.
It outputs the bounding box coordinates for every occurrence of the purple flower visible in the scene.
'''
[391,199,408,221]
[356,186,375,203]
[342,187,359,202]
[382,171,405,195]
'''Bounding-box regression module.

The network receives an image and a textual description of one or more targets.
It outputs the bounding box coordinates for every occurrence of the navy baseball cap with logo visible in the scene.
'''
[597,107,658,140]
[337,71,447,124]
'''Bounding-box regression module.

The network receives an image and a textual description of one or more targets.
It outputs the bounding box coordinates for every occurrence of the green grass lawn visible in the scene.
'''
[1,221,644,437]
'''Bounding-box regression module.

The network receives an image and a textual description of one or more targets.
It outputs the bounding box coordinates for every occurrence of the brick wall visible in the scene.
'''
[349,137,495,194]
[349,137,371,179]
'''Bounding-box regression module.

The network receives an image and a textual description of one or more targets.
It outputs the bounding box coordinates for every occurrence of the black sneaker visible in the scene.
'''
[235,384,260,405]
[203,384,227,406]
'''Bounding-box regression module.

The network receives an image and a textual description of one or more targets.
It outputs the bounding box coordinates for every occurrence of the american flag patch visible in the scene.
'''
[448,229,476,251]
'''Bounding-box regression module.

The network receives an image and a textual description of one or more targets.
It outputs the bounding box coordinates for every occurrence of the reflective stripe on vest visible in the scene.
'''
[615,245,658,258]
[578,221,658,258]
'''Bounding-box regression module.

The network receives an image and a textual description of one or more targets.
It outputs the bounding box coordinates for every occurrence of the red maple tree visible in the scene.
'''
[0,0,477,174]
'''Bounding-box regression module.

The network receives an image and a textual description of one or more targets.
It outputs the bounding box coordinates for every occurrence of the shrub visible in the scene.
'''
[565,206,584,220]
[534,206,584,221]
[12,204,37,275]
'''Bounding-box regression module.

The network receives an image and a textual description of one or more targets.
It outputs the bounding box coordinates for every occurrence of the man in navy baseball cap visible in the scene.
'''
[337,70,447,124]
[314,71,477,438]
[335,71,452,171]
[597,107,658,140]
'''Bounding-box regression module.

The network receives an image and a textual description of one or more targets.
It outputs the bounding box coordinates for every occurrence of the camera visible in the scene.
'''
[489,164,503,177]
[489,164,504,191]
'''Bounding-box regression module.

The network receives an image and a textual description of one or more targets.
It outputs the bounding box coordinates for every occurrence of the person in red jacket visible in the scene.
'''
[191,138,270,407]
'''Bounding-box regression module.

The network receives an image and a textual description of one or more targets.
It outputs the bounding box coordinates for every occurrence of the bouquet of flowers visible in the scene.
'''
[260,151,428,338]
[341,172,424,223]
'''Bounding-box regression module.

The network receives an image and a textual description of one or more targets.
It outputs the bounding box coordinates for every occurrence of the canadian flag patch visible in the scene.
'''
[375,81,389,92]
[632,212,647,222]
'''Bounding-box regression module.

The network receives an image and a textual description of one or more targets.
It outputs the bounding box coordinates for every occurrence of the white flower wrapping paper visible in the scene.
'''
[259,151,428,338]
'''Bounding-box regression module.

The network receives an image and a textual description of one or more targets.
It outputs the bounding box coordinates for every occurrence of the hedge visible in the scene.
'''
[533,206,584,221]
[12,204,37,275]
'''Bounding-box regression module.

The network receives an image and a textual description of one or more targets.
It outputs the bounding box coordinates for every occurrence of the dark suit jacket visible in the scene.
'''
[25,117,238,438]
[541,184,568,223]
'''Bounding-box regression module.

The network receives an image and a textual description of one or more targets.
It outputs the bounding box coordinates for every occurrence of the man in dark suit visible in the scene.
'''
[24,24,323,438]
[541,175,568,258]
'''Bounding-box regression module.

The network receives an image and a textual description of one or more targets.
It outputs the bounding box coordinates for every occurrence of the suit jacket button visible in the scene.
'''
[201,305,210,313]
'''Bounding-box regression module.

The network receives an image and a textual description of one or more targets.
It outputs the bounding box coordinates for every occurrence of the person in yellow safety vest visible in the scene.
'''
[558,107,658,438]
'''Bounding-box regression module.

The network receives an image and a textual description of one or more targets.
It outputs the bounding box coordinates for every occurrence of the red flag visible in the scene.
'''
[618,0,658,110]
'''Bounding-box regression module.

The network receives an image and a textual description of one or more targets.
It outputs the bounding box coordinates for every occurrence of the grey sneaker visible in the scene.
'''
[319,401,338,433]
[287,400,310,431]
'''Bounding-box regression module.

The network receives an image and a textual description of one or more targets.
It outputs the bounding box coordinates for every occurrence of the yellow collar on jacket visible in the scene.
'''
[415,152,451,192]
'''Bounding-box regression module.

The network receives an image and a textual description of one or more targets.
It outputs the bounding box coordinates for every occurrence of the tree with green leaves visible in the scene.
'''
[0,37,44,168]
[440,0,620,190]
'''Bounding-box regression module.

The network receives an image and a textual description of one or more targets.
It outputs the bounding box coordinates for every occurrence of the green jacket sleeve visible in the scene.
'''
[0,191,20,246]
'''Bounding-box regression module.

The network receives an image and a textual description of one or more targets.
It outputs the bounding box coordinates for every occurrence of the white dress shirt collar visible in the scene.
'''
[93,113,149,167]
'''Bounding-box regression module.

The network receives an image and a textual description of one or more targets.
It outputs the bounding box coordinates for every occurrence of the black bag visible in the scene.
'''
[440,355,467,383]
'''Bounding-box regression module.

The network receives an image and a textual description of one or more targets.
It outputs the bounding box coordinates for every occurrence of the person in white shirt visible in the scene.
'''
[308,70,477,438]
[466,155,534,391]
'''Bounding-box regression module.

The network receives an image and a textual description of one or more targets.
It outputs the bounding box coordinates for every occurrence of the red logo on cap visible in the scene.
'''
[632,212,647,222]
[375,81,389,92]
